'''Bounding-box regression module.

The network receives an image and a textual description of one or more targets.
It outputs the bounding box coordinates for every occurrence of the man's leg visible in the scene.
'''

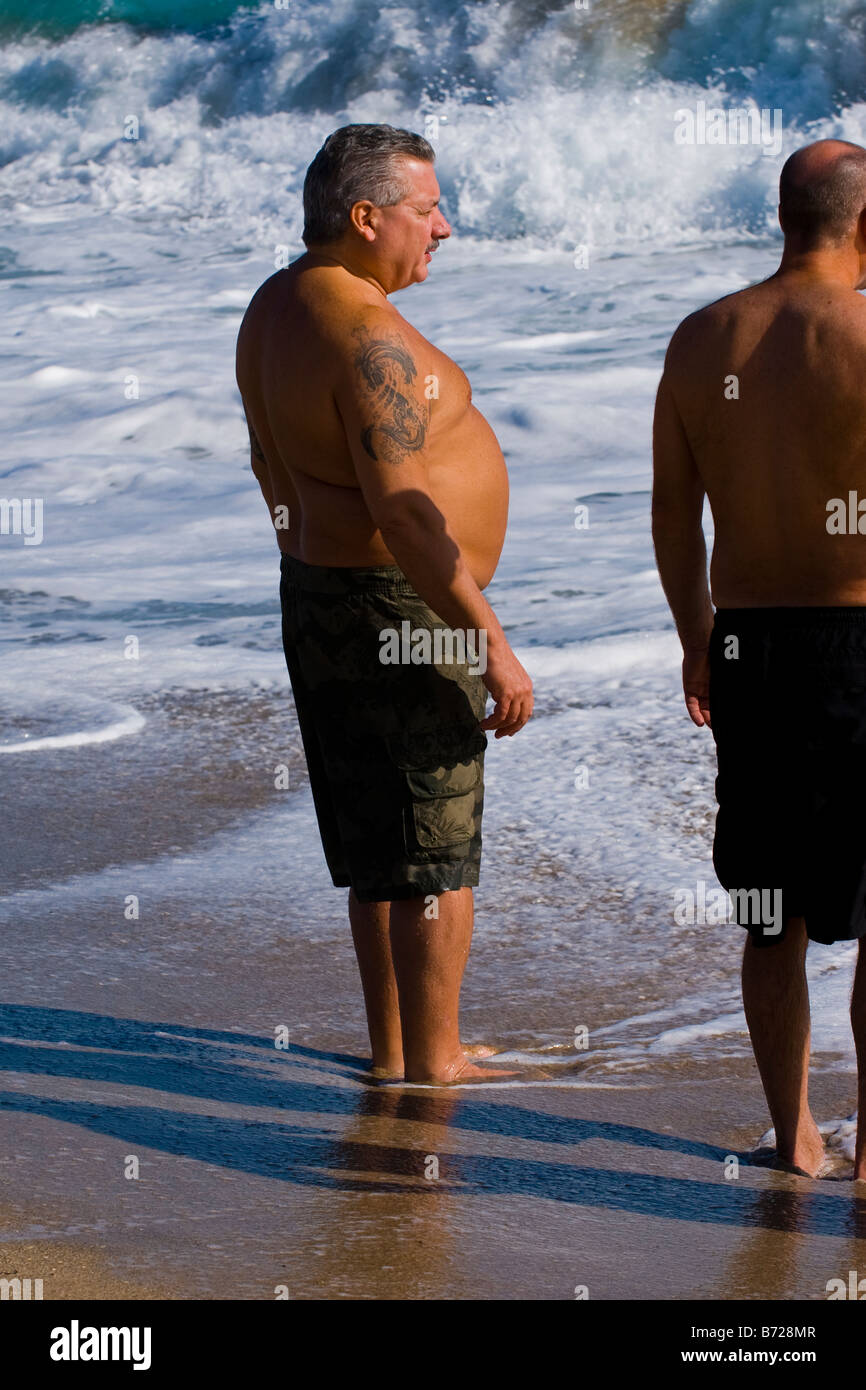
[389,886,513,1084]
[741,917,825,1175]
[348,890,405,1078]
[851,937,866,1180]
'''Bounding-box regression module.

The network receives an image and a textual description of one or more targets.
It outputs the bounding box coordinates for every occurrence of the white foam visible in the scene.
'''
[382,1078,637,1091]
[28,365,92,387]
[0,0,861,249]
[0,708,145,754]
[498,331,610,351]
[649,1013,749,1055]
[47,302,117,320]
[760,1116,858,1163]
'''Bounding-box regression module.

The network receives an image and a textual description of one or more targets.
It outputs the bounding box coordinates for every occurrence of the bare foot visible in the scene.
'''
[367,1041,500,1082]
[749,1147,810,1176]
[404,1050,521,1085]
[750,1128,828,1178]
[366,1063,405,1083]
[787,1124,828,1178]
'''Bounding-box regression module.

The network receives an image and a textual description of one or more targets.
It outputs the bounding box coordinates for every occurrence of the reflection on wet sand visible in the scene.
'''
[292,1088,463,1299]
[723,1183,866,1300]
[3,1008,866,1298]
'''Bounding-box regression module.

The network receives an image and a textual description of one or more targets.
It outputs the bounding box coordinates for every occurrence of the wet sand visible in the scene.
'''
[2,687,865,1301]
[1,1038,865,1301]
[0,1217,172,1301]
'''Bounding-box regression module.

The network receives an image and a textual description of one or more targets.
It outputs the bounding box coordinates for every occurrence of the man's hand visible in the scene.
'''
[480,642,534,737]
[683,645,711,728]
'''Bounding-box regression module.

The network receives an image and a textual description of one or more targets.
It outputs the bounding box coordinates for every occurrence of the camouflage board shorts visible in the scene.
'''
[279,552,488,903]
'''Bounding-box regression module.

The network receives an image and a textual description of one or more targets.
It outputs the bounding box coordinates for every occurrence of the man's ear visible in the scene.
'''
[349,199,377,242]
[777,203,784,234]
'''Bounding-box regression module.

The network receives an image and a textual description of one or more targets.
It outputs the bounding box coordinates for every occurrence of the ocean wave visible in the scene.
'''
[0,2,864,247]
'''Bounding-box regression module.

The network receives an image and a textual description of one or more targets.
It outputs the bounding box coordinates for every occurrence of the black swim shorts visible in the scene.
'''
[709,606,866,947]
[279,553,487,903]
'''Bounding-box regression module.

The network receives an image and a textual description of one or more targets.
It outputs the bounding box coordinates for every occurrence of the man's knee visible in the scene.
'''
[744,916,808,959]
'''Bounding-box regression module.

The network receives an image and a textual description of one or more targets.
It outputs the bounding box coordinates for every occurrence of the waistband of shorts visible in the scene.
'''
[279,550,418,597]
[714,606,866,627]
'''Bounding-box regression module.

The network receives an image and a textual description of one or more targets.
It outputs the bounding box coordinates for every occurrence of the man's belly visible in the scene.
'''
[426,478,508,589]
[426,414,508,587]
[276,418,509,590]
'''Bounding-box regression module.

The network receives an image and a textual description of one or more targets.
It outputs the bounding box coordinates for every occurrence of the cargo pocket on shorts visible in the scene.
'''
[403,760,480,857]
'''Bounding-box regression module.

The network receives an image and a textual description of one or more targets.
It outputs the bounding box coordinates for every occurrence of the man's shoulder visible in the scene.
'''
[316,295,430,381]
[294,270,411,350]
[672,286,752,335]
[236,269,287,357]
[238,265,408,365]
[329,294,406,342]
[664,286,759,369]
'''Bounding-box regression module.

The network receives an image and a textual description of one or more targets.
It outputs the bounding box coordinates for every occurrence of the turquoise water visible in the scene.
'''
[0,0,249,35]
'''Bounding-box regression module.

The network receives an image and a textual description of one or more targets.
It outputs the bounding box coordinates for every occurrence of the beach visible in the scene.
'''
[2,0,866,1303]
[2,954,865,1302]
[2,681,864,1301]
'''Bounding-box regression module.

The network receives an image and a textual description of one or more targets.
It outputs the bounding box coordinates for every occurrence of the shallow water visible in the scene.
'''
[1,0,863,1114]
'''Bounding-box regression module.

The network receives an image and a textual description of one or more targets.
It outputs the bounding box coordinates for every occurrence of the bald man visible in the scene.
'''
[653,139,866,1180]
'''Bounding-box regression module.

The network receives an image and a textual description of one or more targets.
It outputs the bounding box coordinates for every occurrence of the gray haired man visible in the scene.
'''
[236,124,532,1084]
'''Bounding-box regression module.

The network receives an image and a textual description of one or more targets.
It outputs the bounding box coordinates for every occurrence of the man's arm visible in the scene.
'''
[652,351,714,727]
[245,417,277,518]
[332,312,532,737]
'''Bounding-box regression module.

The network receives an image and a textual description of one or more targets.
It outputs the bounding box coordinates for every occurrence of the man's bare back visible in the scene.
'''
[658,274,866,608]
[654,139,866,1181]
[236,254,508,590]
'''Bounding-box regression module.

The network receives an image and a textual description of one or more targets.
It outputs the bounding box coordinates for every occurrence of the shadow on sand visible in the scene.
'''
[1,1003,864,1238]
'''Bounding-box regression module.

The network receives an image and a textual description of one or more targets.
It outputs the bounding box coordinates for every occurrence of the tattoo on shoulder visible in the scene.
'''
[352,325,429,464]
[247,422,267,464]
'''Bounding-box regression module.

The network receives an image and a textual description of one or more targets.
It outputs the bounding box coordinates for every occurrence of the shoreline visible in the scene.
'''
[2,685,863,1300]
[1,1000,861,1301]
[1,1060,864,1301]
